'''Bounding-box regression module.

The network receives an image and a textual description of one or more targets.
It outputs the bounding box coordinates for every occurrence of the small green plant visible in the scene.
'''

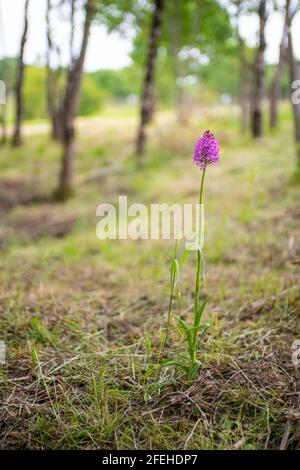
[162,130,220,381]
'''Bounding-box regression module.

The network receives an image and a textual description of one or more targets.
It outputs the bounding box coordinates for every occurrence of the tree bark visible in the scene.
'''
[251,0,267,138]
[0,111,6,145]
[238,34,251,134]
[70,0,76,64]
[46,0,64,141]
[269,0,290,129]
[55,0,95,200]
[0,103,7,144]
[12,0,29,147]
[235,1,251,135]
[168,0,186,125]
[287,29,300,167]
[135,0,165,162]
[0,61,8,144]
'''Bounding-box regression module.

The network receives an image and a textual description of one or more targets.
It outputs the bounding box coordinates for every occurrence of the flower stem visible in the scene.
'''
[192,168,206,362]
[199,168,206,205]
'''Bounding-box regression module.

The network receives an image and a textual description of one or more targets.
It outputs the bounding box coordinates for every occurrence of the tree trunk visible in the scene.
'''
[0,104,7,144]
[251,0,267,138]
[238,34,251,134]
[0,62,8,144]
[235,1,251,135]
[55,0,95,201]
[168,0,186,125]
[12,0,29,147]
[287,29,300,167]
[135,0,165,162]
[269,0,290,129]
[46,0,64,141]
[0,108,7,144]
[70,0,76,64]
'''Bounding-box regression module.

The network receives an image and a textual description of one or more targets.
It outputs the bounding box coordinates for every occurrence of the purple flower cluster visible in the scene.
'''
[193,130,220,170]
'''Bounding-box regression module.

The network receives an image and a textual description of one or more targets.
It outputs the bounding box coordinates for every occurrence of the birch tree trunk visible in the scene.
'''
[0,59,8,144]
[238,34,251,134]
[235,0,251,135]
[70,0,76,64]
[169,0,186,125]
[135,0,165,162]
[269,0,290,129]
[251,0,267,138]
[12,0,29,147]
[46,0,65,141]
[287,29,300,167]
[55,0,95,200]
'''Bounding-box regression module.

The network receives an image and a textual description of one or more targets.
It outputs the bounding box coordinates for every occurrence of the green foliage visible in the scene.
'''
[3,61,141,121]
[0,0,250,119]
[0,58,16,84]
[1,0,294,121]
[202,46,240,97]
[91,67,140,99]
[266,64,290,97]
[24,66,47,120]
[129,0,235,105]
[79,74,106,116]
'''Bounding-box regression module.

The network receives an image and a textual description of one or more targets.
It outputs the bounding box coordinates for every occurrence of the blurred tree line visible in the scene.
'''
[0,54,292,121]
[0,0,299,198]
[0,60,139,119]
[0,56,241,123]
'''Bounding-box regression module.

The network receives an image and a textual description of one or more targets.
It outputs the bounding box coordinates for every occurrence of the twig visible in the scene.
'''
[184,418,201,449]
[279,419,291,450]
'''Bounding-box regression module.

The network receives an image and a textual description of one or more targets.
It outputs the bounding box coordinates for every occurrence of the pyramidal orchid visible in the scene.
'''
[161,130,220,381]
[193,130,220,171]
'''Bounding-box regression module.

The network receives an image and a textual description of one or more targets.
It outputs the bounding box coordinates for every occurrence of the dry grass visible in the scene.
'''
[0,108,299,449]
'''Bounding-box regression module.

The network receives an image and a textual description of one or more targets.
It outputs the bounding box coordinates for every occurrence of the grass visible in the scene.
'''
[0,105,299,449]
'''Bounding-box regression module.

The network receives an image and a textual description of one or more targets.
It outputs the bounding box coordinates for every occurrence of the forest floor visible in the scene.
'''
[0,106,299,450]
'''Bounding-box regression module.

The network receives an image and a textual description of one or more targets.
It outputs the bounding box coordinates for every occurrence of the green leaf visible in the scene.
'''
[179,248,190,267]
[194,298,208,330]
[188,361,201,381]
[161,359,190,375]
[176,317,194,358]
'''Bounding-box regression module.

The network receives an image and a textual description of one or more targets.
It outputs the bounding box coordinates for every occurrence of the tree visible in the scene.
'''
[287,4,300,168]
[12,0,29,147]
[46,0,64,141]
[70,0,77,63]
[269,0,290,128]
[0,3,9,145]
[0,58,8,144]
[164,0,189,124]
[133,0,232,148]
[231,0,253,134]
[55,0,95,200]
[251,0,267,138]
[135,0,165,161]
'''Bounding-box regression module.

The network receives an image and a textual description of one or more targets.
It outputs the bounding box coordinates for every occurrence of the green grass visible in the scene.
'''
[0,106,299,449]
